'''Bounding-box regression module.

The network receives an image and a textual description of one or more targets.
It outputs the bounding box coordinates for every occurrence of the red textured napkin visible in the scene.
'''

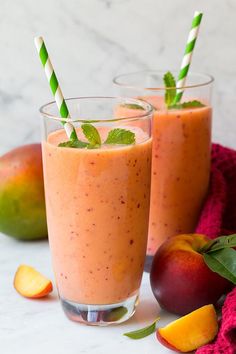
[195,143,236,354]
[195,287,236,354]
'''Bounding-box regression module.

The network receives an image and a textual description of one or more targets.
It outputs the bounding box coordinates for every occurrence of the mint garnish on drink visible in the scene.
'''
[104,128,135,145]
[163,71,177,106]
[58,123,135,149]
[170,100,205,109]
[81,123,102,148]
[58,140,89,149]
[121,103,145,110]
[163,71,205,109]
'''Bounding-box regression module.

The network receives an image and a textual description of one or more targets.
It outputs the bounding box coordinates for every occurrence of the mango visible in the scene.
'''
[0,144,47,240]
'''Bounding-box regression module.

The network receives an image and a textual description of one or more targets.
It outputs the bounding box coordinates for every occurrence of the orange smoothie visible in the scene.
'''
[147,97,212,254]
[42,128,152,304]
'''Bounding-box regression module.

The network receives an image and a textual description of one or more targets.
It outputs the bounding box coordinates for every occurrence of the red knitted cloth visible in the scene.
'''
[195,143,236,354]
[196,287,236,354]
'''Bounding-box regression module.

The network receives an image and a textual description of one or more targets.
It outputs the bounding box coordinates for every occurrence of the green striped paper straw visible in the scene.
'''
[173,11,203,104]
[34,36,78,141]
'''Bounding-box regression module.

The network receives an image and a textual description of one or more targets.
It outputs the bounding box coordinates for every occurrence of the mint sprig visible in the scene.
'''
[58,123,135,149]
[105,128,135,145]
[81,123,101,148]
[124,317,160,340]
[201,234,236,284]
[58,140,89,148]
[163,71,176,106]
[170,100,205,109]
[163,71,205,109]
[121,103,145,110]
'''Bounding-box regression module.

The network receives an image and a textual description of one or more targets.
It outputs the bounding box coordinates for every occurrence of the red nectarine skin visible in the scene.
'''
[28,282,53,298]
[156,331,183,353]
[14,265,53,298]
[156,304,218,352]
[150,234,231,315]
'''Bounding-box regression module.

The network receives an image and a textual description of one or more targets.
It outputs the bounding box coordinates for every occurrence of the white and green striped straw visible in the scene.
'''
[173,11,203,104]
[34,36,78,141]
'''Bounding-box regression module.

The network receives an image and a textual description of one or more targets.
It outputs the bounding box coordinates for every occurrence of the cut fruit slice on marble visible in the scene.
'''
[14,265,53,298]
[157,304,218,353]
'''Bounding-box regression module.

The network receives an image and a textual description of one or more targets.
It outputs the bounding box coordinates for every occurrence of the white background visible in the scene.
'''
[0,0,235,154]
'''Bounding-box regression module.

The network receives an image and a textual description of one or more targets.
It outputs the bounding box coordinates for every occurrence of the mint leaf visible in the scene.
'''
[170,100,205,109]
[163,71,176,106]
[203,248,236,284]
[201,234,236,253]
[124,318,160,340]
[81,123,101,147]
[59,124,136,149]
[58,140,89,148]
[104,306,128,322]
[105,128,135,145]
[121,103,145,110]
[181,100,205,108]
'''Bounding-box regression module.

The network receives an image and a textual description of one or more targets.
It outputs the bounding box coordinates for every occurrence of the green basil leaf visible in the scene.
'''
[203,248,236,284]
[123,318,160,340]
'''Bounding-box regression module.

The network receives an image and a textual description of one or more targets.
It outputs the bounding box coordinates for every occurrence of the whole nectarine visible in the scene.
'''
[150,234,231,315]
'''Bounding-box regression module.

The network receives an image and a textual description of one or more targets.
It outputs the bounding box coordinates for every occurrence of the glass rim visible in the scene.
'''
[113,70,214,91]
[39,96,154,123]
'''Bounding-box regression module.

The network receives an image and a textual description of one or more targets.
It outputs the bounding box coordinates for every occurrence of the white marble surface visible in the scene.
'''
[0,233,177,354]
[0,0,236,154]
[1,1,235,352]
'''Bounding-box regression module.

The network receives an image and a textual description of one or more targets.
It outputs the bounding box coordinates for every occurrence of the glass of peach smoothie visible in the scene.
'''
[40,96,153,325]
[113,71,213,263]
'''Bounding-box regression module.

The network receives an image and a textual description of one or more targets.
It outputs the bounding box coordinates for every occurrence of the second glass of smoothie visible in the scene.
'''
[114,71,213,258]
[40,96,153,325]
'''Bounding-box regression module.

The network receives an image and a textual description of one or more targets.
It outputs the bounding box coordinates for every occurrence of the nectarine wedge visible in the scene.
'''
[14,265,53,298]
[157,304,218,353]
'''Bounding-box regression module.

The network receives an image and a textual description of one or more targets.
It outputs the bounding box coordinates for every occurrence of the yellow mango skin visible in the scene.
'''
[157,304,218,352]
[0,144,47,240]
[14,265,53,298]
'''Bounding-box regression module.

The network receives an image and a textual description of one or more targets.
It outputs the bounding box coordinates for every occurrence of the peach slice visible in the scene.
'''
[157,304,218,353]
[14,265,53,298]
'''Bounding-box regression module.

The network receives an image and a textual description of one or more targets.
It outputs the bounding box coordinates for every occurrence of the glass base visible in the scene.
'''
[61,294,139,326]
[144,254,154,273]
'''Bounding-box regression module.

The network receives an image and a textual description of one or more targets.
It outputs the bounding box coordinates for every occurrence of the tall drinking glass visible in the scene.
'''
[40,96,153,325]
[114,71,213,260]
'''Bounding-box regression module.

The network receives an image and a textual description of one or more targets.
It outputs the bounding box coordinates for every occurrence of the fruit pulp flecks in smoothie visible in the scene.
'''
[42,127,152,304]
[147,96,212,254]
